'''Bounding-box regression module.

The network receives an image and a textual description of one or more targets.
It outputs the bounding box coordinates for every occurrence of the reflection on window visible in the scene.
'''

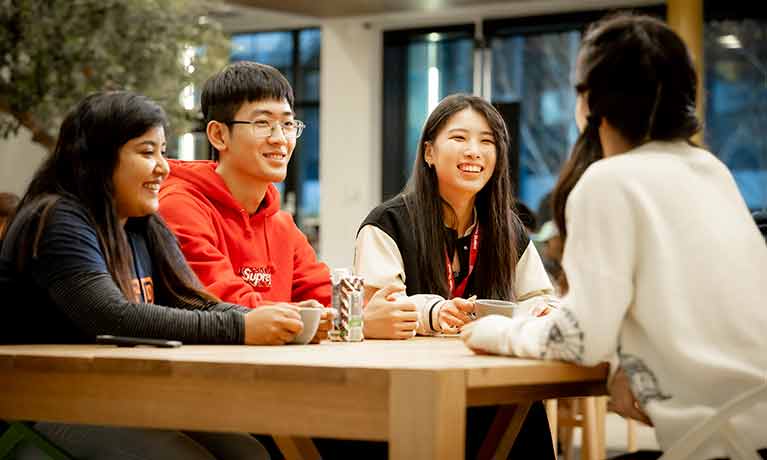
[231,32,294,76]
[491,31,581,213]
[705,19,767,211]
[405,38,474,171]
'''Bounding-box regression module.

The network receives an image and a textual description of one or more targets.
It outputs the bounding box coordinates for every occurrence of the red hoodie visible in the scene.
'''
[159,160,331,308]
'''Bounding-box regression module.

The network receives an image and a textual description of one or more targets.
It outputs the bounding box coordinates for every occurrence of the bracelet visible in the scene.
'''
[428,300,442,332]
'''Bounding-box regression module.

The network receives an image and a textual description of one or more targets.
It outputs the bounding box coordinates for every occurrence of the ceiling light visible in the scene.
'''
[719,35,742,49]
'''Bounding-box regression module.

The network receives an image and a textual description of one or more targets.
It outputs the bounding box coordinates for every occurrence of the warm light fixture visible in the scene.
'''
[719,34,742,49]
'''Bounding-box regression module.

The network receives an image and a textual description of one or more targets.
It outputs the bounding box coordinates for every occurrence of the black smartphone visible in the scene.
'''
[96,335,182,348]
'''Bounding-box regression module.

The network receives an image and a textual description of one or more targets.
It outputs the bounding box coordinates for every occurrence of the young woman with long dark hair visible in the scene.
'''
[462,14,767,460]
[352,94,558,458]
[0,91,299,459]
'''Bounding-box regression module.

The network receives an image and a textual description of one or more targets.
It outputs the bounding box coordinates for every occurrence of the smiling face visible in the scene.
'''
[216,98,296,184]
[424,108,497,204]
[112,126,169,222]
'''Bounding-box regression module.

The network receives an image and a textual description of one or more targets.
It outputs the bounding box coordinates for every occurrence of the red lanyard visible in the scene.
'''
[445,225,480,298]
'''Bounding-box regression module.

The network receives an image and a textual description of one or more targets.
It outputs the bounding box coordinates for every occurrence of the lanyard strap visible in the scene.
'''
[445,225,480,298]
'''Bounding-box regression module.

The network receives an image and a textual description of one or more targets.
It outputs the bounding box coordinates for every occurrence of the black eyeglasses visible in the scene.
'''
[227,119,305,139]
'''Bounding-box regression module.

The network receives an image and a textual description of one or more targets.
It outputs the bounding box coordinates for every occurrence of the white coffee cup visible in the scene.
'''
[290,307,323,344]
[474,299,523,319]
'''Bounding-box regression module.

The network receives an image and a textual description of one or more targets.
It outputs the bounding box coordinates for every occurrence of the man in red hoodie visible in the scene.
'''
[159,61,332,343]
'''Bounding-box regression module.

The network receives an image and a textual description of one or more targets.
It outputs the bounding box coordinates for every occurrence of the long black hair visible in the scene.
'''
[6,91,217,304]
[552,14,701,238]
[403,94,525,300]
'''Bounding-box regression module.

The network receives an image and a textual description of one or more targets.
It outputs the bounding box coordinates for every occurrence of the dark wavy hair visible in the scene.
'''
[6,91,216,304]
[552,14,701,237]
[403,94,525,300]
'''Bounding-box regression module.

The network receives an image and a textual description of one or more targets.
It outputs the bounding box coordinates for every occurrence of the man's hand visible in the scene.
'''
[363,284,418,339]
[607,367,653,426]
[243,304,303,345]
[293,299,336,344]
[437,297,476,333]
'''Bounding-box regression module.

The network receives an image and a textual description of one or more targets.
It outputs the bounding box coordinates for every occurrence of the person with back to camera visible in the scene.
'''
[462,14,767,460]
[0,91,295,459]
[353,94,560,458]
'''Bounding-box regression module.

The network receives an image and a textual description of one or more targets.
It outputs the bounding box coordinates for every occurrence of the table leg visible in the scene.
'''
[389,370,465,460]
[273,436,320,460]
[494,403,532,460]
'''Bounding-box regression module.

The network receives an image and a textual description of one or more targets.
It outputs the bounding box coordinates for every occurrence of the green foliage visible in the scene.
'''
[0,0,230,149]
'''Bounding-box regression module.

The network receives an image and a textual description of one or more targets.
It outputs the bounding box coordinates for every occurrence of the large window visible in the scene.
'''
[231,28,321,242]
[382,26,475,200]
[489,27,581,213]
[382,8,663,216]
[704,5,767,211]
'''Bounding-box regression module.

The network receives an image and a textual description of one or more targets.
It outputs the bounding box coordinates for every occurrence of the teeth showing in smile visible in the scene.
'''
[458,164,482,173]
[265,153,286,160]
[143,183,160,191]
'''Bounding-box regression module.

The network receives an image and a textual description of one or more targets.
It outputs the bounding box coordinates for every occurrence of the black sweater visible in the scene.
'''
[0,198,248,344]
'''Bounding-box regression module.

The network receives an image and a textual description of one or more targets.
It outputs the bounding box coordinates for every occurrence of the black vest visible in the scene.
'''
[359,195,529,298]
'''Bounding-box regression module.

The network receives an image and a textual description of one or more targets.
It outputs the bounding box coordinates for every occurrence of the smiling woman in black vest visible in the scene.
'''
[352,93,559,458]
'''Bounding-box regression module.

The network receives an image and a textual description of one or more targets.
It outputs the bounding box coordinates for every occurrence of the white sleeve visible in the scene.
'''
[354,225,446,335]
[354,225,406,289]
[464,167,635,366]
[513,241,560,314]
[515,240,555,299]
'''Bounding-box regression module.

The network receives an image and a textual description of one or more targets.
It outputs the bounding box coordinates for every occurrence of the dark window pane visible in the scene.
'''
[704,18,767,211]
[227,29,320,242]
[491,31,581,213]
[231,31,294,79]
[405,38,474,172]
[295,106,320,221]
[299,29,321,101]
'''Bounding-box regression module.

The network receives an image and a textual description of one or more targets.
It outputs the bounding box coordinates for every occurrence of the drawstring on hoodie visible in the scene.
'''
[263,216,276,274]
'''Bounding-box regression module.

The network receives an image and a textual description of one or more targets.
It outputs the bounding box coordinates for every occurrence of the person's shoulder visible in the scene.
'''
[270,209,300,228]
[363,195,408,225]
[575,158,627,196]
[160,177,209,203]
[22,195,93,228]
[159,180,219,220]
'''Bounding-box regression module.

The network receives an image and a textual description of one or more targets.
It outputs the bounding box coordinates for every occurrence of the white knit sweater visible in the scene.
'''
[464,141,767,458]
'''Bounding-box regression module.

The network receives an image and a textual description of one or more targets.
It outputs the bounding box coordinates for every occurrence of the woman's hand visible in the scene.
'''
[363,284,419,339]
[608,367,654,426]
[437,297,476,332]
[243,304,303,345]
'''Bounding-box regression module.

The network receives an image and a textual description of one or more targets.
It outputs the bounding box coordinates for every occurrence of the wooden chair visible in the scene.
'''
[548,396,608,460]
[659,381,767,460]
[549,396,639,460]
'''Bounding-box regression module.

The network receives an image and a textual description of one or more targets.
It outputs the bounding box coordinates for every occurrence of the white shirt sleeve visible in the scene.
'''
[354,225,406,290]
[464,167,634,367]
[354,225,446,335]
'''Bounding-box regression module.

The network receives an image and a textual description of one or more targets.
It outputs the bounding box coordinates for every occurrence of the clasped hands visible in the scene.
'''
[363,284,477,339]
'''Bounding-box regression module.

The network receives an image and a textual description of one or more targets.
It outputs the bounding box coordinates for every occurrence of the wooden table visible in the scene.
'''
[0,338,607,459]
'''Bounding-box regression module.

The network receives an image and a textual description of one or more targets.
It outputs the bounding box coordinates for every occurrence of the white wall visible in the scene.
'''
[318,20,382,268]
[0,127,47,196]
